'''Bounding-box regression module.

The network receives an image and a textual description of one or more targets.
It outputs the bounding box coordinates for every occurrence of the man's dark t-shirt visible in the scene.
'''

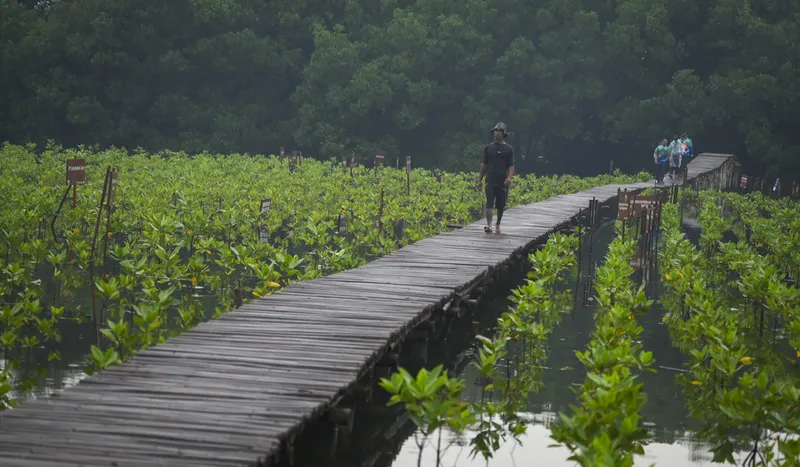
[483,142,514,185]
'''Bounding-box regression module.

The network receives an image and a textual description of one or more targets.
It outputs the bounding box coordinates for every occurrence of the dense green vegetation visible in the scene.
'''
[382,188,800,466]
[3,0,800,177]
[0,143,649,410]
[661,192,800,465]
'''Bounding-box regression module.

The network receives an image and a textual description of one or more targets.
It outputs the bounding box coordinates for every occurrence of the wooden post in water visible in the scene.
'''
[609,159,614,184]
[88,167,113,345]
[349,152,355,177]
[374,149,384,177]
[405,156,412,196]
[586,197,597,276]
[101,168,117,277]
[572,220,583,316]
[377,187,385,235]
[405,327,430,367]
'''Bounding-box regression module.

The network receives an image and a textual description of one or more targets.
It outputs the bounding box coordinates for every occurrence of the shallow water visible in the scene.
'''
[3,285,219,402]
[382,218,748,467]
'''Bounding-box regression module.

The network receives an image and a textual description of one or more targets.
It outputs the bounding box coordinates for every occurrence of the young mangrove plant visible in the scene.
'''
[549,235,654,467]
[380,232,579,463]
[660,198,800,466]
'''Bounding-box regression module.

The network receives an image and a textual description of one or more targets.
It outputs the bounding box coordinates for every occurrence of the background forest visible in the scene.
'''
[2,0,799,178]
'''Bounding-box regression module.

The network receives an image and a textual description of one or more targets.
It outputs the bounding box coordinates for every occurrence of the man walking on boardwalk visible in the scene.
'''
[476,122,515,233]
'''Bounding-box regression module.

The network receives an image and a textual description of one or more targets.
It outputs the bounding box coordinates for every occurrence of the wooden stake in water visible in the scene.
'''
[101,168,118,277]
[609,159,614,184]
[336,211,347,236]
[406,156,412,195]
[375,149,384,177]
[88,166,115,345]
[378,188,385,235]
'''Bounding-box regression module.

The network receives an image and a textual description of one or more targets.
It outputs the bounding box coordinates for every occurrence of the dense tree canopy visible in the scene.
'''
[2,0,799,177]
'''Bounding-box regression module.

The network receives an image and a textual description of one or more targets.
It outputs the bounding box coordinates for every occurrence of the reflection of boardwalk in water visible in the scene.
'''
[0,155,737,466]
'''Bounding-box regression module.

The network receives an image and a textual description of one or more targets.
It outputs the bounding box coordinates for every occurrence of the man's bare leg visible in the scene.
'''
[495,209,504,233]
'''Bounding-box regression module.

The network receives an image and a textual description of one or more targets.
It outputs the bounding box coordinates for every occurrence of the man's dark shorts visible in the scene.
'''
[485,184,508,211]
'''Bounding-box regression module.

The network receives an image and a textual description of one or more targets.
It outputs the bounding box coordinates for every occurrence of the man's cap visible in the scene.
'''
[491,122,508,134]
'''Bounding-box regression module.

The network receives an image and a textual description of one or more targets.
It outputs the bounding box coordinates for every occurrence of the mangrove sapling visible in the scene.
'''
[0,302,23,366]
[379,365,475,467]
[377,232,579,464]
[660,197,800,465]
[469,232,578,460]
[0,366,16,410]
[550,236,654,467]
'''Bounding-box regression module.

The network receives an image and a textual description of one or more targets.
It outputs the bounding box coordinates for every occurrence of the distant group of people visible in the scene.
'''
[653,133,694,184]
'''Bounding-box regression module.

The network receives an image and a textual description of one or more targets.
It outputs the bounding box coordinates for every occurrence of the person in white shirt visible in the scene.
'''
[667,135,685,179]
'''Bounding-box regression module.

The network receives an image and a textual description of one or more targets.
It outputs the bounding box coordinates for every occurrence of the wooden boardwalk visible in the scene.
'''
[0,154,736,467]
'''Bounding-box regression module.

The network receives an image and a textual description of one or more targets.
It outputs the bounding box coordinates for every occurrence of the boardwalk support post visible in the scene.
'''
[406,329,429,366]
[352,380,373,402]
[280,432,296,466]
[326,406,355,455]
[374,349,400,381]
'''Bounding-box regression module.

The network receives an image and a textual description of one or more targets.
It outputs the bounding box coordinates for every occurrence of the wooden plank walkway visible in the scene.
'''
[0,154,736,467]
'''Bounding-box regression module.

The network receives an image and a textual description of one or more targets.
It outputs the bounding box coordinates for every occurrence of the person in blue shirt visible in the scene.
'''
[682,132,694,163]
[653,138,670,184]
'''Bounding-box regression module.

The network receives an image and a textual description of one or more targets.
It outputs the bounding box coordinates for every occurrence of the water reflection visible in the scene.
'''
[388,219,745,466]
[3,287,219,403]
[393,420,743,467]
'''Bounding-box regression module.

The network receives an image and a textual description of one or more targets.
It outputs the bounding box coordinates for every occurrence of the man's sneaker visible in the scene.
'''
[484,225,492,233]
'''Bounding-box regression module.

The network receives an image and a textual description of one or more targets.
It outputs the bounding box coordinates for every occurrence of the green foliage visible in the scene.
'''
[660,190,800,466]
[0,144,646,409]
[549,235,654,467]
[380,231,579,461]
[3,0,800,175]
[380,365,475,435]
